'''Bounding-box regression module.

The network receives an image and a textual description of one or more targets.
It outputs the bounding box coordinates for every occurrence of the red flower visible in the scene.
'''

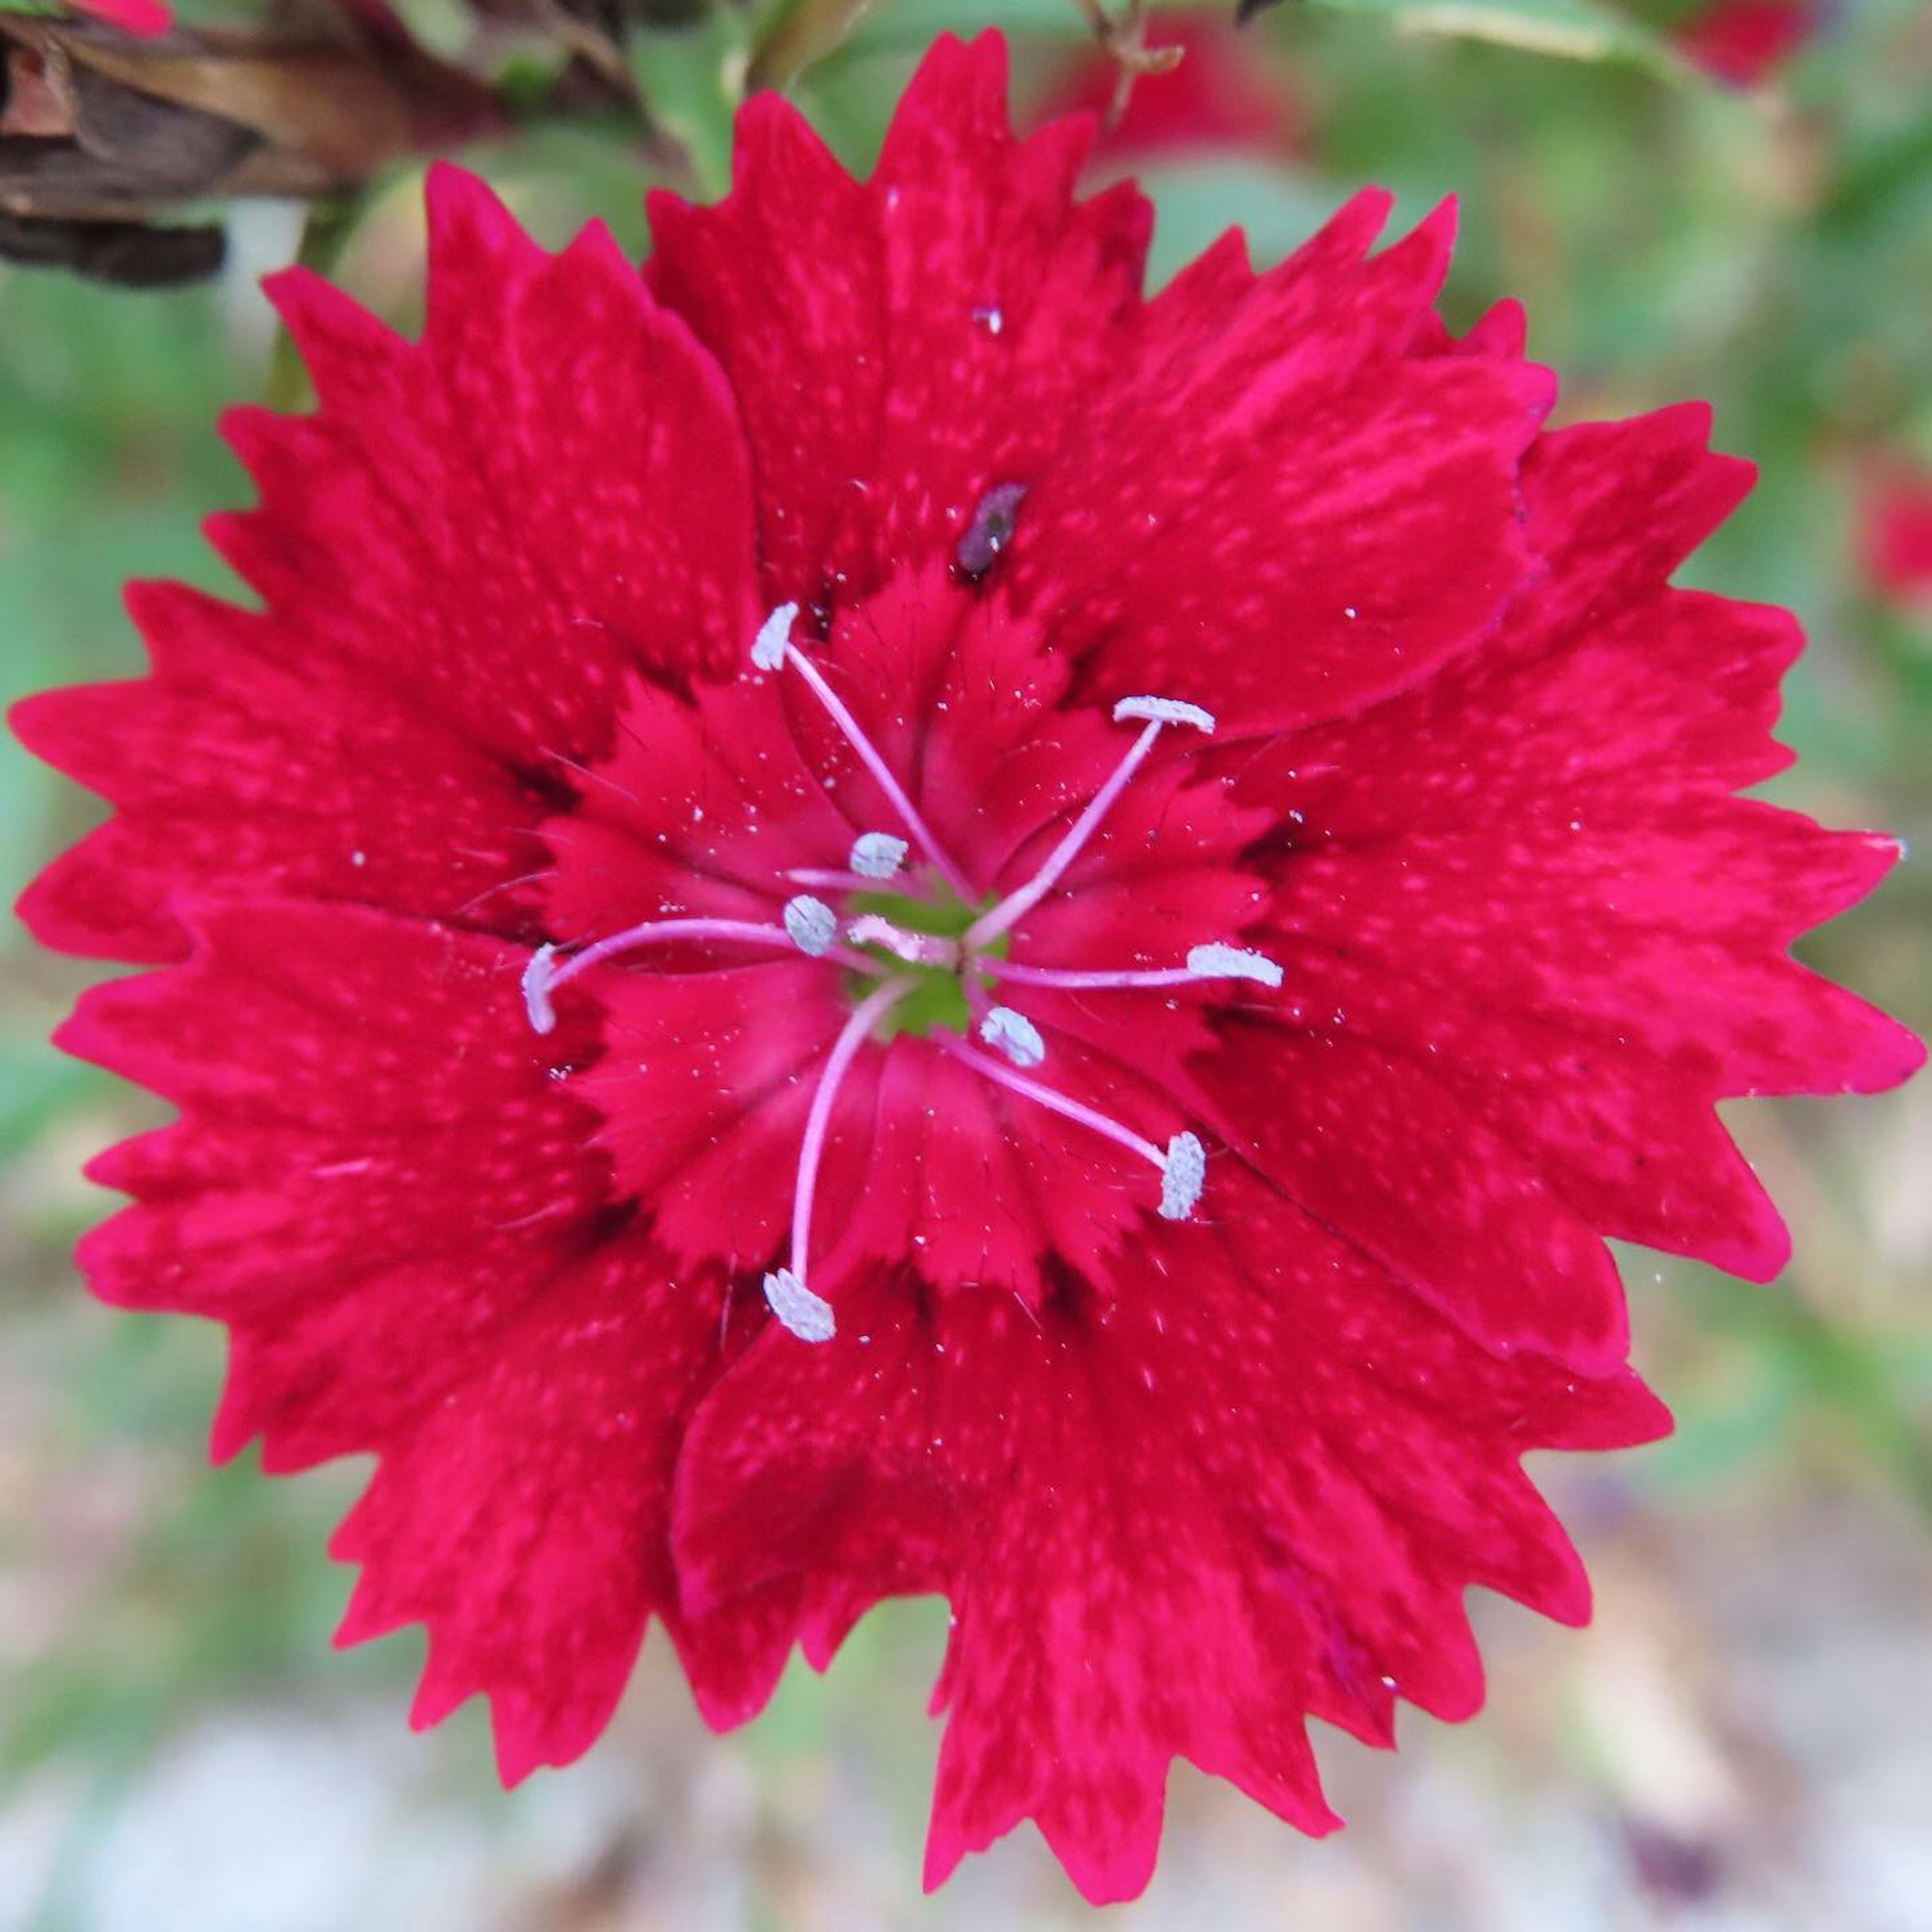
[1861,465,1932,611]
[66,0,173,35]
[12,31,1918,1904]
[1673,0,1818,86]
[1036,13,1303,164]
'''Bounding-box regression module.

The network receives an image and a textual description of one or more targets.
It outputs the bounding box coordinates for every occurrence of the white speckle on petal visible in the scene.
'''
[783,895,838,956]
[1113,695,1216,733]
[763,1268,836,1343]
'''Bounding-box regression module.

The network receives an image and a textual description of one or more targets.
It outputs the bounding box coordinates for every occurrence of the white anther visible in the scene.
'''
[1186,942,1285,989]
[849,831,909,880]
[763,1267,836,1343]
[782,894,838,956]
[980,1006,1046,1070]
[522,944,559,1035]
[751,601,797,671]
[1160,1132,1206,1221]
[1112,696,1217,733]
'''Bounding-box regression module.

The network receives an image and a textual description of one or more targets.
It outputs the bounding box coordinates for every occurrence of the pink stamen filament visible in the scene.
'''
[789,976,917,1284]
[988,960,1203,991]
[526,916,875,1032]
[935,1033,1166,1178]
[777,642,976,904]
[547,916,794,990]
[964,719,1164,949]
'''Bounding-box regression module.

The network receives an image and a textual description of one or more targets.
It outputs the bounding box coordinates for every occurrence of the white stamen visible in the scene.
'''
[751,601,796,671]
[980,1005,1046,1069]
[1186,943,1285,988]
[763,1266,836,1343]
[1160,1132,1206,1220]
[522,944,559,1035]
[783,895,838,956]
[849,832,909,880]
[1112,695,1217,733]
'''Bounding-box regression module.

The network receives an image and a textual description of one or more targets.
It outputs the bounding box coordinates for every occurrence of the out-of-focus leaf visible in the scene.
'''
[748,0,880,89]
[1305,0,1684,73]
[630,13,744,196]
[840,0,1093,58]
[1133,158,1341,285]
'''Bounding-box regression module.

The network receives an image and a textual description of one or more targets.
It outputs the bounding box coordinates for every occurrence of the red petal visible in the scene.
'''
[16,171,758,963]
[59,902,609,1464]
[1004,197,1553,736]
[13,584,549,962]
[56,900,733,1778]
[672,1174,1668,1902]
[1194,1016,1629,1371]
[219,186,758,760]
[1228,408,1921,1278]
[331,1226,717,1782]
[649,33,1150,610]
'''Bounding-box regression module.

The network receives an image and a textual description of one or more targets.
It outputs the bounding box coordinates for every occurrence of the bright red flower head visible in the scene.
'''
[1673,0,1818,86]
[1861,464,1932,611]
[12,31,1919,1904]
[65,0,173,34]
[1036,13,1303,165]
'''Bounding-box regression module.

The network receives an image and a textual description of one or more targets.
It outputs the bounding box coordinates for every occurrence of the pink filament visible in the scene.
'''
[790,976,916,1283]
[935,1033,1166,1175]
[987,960,1201,991]
[781,645,976,904]
[544,917,801,998]
[964,720,1163,949]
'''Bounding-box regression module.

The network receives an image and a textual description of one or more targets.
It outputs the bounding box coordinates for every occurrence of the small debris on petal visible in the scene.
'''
[751,601,797,671]
[956,480,1029,577]
[850,831,910,880]
[1187,942,1285,988]
[1113,696,1216,733]
[763,1267,836,1343]
[783,895,838,956]
[980,1005,1046,1069]
[1160,1132,1206,1220]
[521,944,559,1035]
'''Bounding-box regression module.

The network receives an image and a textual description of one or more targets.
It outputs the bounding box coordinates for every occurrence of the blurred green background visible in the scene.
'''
[2,2,1928,1926]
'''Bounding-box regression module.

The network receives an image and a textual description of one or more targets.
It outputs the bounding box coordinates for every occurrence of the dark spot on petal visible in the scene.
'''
[955,481,1029,580]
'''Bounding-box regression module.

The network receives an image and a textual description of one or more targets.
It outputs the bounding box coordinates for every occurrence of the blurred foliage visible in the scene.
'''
[1,0,1928,1924]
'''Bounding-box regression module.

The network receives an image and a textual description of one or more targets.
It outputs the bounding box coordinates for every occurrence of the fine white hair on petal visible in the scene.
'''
[521,944,559,1035]
[1112,695,1217,733]
[782,895,838,956]
[980,1005,1047,1069]
[1160,1132,1206,1220]
[763,1267,836,1343]
[1186,942,1285,989]
[849,831,910,880]
[751,601,798,671]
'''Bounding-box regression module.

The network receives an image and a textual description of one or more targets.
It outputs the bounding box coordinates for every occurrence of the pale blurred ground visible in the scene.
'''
[3,3,1930,1927]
